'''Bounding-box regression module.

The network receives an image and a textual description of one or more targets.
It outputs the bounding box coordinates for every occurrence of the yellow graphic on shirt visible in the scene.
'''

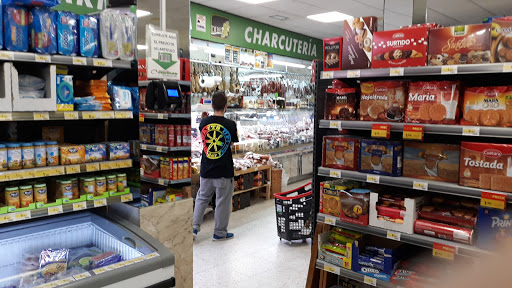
[201,123,232,160]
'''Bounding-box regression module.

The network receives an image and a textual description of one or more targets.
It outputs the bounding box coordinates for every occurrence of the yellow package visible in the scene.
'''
[60,145,85,165]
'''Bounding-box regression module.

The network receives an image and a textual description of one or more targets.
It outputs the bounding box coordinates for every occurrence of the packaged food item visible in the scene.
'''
[42,126,64,143]
[405,81,461,124]
[182,126,189,146]
[111,85,133,110]
[324,88,358,120]
[172,158,178,180]
[323,136,359,171]
[403,142,460,183]
[168,125,175,147]
[414,219,473,244]
[60,145,85,165]
[39,249,69,279]
[57,11,78,56]
[100,9,120,59]
[340,188,370,226]
[4,5,29,52]
[460,86,512,127]
[34,142,47,167]
[477,207,512,248]
[372,27,429,68]
[34,183,47,203]
[359,81,407,122]
[116,173,127,192]
[323,37,343,71]
[46,141,59,166]
[401,23,442,29]
[489,17,512,62]
[155,125,168,146]
[141,155,160,178]
[106,142,130,160]
[19,185,33,207]
[7,143,22,170]
[178,158,184,179]
[21,143,35,169]
[160,157,170,180]
[0,144,7,171]
[119,12,135,60]
[418,205,477,228]
[56,74,74,111]
[70,177,79,199]
[140,124,155,144]
[95,176,106,196]
[184,158,190,178]
[176,125,183,146]
[0,6,3,49]
[84,177,95,194]
[342,16,378,70]
[5,186,20,208]
[90,251,122,268]
[60,180,73,199]
[320,179,361,216]
[29,7,57,54]
[359,140,402,176]
[84,143,106,163]
[428,24,491,65]
[79,14,99,57]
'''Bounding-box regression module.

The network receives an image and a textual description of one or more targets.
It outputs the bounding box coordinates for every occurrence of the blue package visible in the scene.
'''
[29,7,57,54]
[57,11,78,56]
[359,140,403,177]
[112,85,133,110]
[0,6,3,49]
[79,14,99,57]
[4,5,29,52]
[2,0,60,7]
[477,207,512,249]
[131,87,139,114]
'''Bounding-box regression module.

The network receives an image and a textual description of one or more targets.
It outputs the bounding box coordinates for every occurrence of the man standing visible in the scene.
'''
[193,91,238,241]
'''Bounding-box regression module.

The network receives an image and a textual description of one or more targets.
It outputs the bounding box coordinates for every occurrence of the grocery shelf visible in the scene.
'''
[317,213,488,258]
[0,111,133,121]
[141,112,191,120]
[318,167,512,202]
[320,63,512,79]
[0,51,132,68]
[140,144,191,153]
[0,159,132,183]
[140,176,191,186]
[316,259,396,288]
[139,80,191,87]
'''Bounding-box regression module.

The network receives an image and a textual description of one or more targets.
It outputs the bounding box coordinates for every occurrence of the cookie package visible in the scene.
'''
[403,142,460,183]
[322,136,360,171]
[324,87,358,120]
[461,86,512,127]
[491,17,512,63]
[477,207,512,249]
[459,141,512,193]
[372,27,429,68]
[319,179,360,217]
[405,81,461,124]
[323,37,343,71]
[359,140,402,177]
[359,81,407,122]
[342,16,378,70]
[428,24,491,66]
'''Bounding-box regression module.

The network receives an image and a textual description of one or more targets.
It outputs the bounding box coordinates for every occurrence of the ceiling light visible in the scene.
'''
[136,10,151,18]
[237,0,277,4]
[137,45,148,50]
[269,15,288,21]
[307,11,352,23]
[273,60,306,69]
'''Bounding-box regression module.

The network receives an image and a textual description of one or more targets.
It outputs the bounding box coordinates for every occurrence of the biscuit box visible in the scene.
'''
[403,142,460,183]
[459,142,512,192]
[460,86,512,127]
[105,142,130,160]
[405,81,461,124]
[342,16,378,70]
[56,75,74,112]
[359,81,407,122]
[319,179,360,217]
[359,140,402,177]
[84,143,106,163]
[491,17,512,63]
[428,24,491,66]
[323,37,343,71]
[340,188,370,226]
[477,207,512,249]
[372,27,429,68]
[60,145,85,165]
[323,136,360,171]
[324,88,358,120]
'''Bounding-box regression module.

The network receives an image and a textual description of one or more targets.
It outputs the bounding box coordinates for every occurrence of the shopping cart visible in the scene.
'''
[274,182,314,242]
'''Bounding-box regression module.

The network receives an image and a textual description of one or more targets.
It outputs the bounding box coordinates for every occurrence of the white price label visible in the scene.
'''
[141,144,148,150]
[366,174,380,184]
[94,198,107,207]
[72,57,87,65]
[157,113,165,119]
[64,112,79,120]
[347,70,360,78]
[413,180,428,191]
[324,215,337,225]
[158,178,166,185]
[364,276,377,286]
[33,112,50,120]
[441,65,457,74]
[100,111,115,119]
[73,202,87,211]
[73,272,91,281]
[390,67,404,76]
[387,230,401,241]
[329,121,340,129]
[156,146,164,152]
[329,170,341,178]
[462,127,480,136]
[93,267,111,274]
[48,205,63,215]
[115,111,132,119]
[0,51,14,60]
[14,211,31,221]
[0,214,13,224]
[144,252,159,259]
[0,113,12,121]
[35,54,51,62]
[321,71,334,79]
[66,165,81,174]
[121,193,133,202]
[323,263,340,274]
[504,64,512,72]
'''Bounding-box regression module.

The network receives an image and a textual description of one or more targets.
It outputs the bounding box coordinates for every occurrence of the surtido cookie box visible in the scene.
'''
[372,27,429,68]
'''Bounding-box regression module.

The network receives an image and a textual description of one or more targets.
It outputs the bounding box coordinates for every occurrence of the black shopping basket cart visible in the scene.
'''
[274,182,314,242]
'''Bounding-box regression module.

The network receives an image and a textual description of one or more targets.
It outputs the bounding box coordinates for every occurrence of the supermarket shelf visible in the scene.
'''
[318,167,512,202]
[317,213,488,258]
[140,176,191,185]
[0,111,133,121]
[233,183,270,196]
[233,143,313,158]
[0,51,132,68]
[0,159,132,183]
[319,119,512,138]
[139,80,191,87]
[316,259,396,288]
[320,63,512,79]
[141,112,191,120]
[140,144,192,153]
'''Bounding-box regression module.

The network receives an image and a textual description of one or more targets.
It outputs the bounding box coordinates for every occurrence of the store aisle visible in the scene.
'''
[193,180,312,288]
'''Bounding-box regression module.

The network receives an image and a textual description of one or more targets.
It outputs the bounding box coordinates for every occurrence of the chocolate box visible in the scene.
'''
[322,136,360,171]
[477,207,512,249]
[323,37,343,71]
[324,88,358,120]
[342,16,378,70]
[428,24,491,66]
[491,17,512,63]
[372,27,429,68]
[359,140,402,177]
[460,142,512,192]
[403,142,460,183]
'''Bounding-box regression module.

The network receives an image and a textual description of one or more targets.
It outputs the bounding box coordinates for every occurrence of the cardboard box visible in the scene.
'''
[369,192,424,234]
[359,81,407,122]
[460,86,512,127]
[0,63,12,112]
[372,27,429,68]
[323,136,359,171]
[476,207,512,249]
[342,16,378,70]
[324,88,358,120]
[141,188,166,207]
[319,180,361,217]
[323,37,343,71]
[56,74,74,111]
[141,155,160,178]
[106,142,130,160]
[84,144,106,163]
[428,24,491,66]
[12,64,56,111]
[317,231,358,268]
[491,17,512,63]
[405,81,461,124]
[60,145,85,165]
[359,140,402,177]
[403,142,460,183]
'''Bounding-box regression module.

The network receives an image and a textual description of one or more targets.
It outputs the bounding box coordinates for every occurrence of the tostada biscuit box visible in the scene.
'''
[359,140,402,177]
[403,142,460,183]
[372,27,429,68]
[405,81,461,124]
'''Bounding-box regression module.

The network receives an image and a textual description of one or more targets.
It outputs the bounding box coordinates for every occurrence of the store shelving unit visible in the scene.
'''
[141,112,191,120]
[0,51,133,68]
[139,80,191,87]
[140,176,191,186]
[140,144,191,153]
[316,259,396,288]
[0,111,133,121]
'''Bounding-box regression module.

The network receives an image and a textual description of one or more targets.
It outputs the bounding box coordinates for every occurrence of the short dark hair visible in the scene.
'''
[212,91,227,111]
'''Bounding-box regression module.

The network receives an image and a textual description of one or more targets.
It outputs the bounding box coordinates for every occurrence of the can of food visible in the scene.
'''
[19,185,33,207]
[116,173,127,192]
[60,180,73,199]
[46,141,59,166]
[176,125,182,146]
[34,183,48,204]
[21,143,35,169]
[34,142,47,167]
[168,125,175,147]
[5,186,20,208]
[84,178,95,195]
[95,176,106,196]
[182,125,188,146]
[7,143,22,170]
[70,178,79,199]
[0,144,7,171]
[107,175,117,192]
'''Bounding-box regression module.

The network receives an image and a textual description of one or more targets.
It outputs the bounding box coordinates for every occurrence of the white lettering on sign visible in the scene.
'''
[244,26,317,57]
[271,33,278,48]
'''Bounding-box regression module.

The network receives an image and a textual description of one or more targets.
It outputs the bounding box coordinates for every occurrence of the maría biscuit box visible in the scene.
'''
[461,86,512,127]
[359,81,407,122]
[405,81,461,124]
[403,142,460,183]
[491,17,512,63]
[359,139,402,177]
[342,16,378,70]
[323,37,343,71]
[322,136,360,171]
[372,27,429,68]
[460,142,512,193]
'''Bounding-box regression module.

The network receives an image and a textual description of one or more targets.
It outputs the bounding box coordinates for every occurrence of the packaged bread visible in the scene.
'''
[461,86,512,127]
[360,81,407,122]
[405,81,460,124]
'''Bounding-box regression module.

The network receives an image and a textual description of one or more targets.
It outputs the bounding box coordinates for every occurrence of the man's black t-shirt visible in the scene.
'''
[199,116,239,178]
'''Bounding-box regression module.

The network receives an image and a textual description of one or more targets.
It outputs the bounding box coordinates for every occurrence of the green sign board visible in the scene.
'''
[53,0,107,15]
[191,3,322,61]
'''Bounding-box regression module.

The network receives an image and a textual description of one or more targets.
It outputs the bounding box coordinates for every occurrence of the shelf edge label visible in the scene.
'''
[347,69,360,78]
[413,180,428,191]
[371,124,390,139]
[48,205,63,215]
[481,191,507,210]
[462,126,480,136]
[433,243,456,260]
[364,275,377,286]
[387,230,401,241]
[441,65,457,74]
[403,125,424,141]
[389,67,404,77]
[324,215,337,225]
[323,263,340,274]
[366,174,380,184]
[321,71,334,79]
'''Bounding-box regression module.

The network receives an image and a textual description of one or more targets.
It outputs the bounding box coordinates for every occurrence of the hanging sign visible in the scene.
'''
[146,25,181,80]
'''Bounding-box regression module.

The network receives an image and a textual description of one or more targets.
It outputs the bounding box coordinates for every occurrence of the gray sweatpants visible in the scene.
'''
[193,177,234,237]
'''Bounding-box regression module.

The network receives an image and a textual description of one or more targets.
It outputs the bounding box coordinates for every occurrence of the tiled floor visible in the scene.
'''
[193,180,312,288]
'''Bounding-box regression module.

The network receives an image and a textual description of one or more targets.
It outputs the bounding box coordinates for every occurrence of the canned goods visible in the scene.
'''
[34,183,48,204]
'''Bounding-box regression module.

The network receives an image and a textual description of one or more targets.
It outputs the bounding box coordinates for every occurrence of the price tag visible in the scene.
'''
[141,144,148,150]
[0,113,12,121]
[131,256,145,263]
[94,198,107,208]
[115,111,132,119]
[504,64,512,72]
[64,111,79,120]
[156,146,164,152]
[120,160,131,168]
[366,174,380,184]
[144,252,159,259]
[329,121,340,129]
[324,215,337,225]
[323,263,340,274]
[100,111,114,118]
[347,70,360,78]
[371,124,390,139]
[66,165,81,174]
[433,243,456,260]
[14,211,31,221]
[55,277,74,285]
[22,170,35,179]
[93,266,110,274]
[73,202,87,211]
[0,214,13,224]
[54,167,66,176]
[364,276,377,286]
[413,181,428,191]
[158,178,166,185]
[481,191,507,210]
[100,162,114,170]
[73,272,91,281]
[329,169,341,178]
[321,71,334,79]
[139,114,145,122]
[403,125,424,141]
[35,54,51,62]
[462,127,480,136]
[121,193,133,202]
[82,112,97,119]
[387,231,401,241]
[441,65,457,74]
[0,51,14,60]
[33,112,50,121]
[390,67,404,76]
[86,163,100,172]
[93,59,112,67]
[157,113,165,119]
[72,57,87,65]
[48,205,63,215]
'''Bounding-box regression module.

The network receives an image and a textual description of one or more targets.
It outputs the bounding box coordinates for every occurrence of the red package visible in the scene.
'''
[376,205,406,220]
[175,125,182,147]
[324,88,358,120]
[323,37,343,71]
[460,86,512,127]
[372,27,429,68]
[418,205,476,228]
[359,81,407,122]
[414,219,473,244]
[405,81,460,124]
[155,125,168,146]
[379,194,405,207]
[182,125,188,146]
[401,23,442,30]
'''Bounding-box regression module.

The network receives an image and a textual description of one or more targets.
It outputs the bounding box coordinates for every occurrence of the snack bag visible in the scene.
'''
[461,86,512,127]
[119,12,135,60]
[405,81,460,124]
[359,81,407,122]
[4,5,29,52]
[79,14,99,57]
[39,249,69,279]
[100,9,120,59]
[57,11,78,56]
[29,7,57,54]
[111,85,133,110]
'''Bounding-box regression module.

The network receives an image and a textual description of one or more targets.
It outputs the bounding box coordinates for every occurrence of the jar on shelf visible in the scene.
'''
[107,175,117,192]
[46,141,59,166]
[117,173,127,192]
[83,178,95,195]
[34,142,47,167]
[34,183,47,204]
[7,143,22,170]
[5,186,20,208]
[0,144,7,171]
[95,176,106,196]
[21,143,35,169]
[70,177,79,199]
[19,185,33,208]
[60,180,73,200]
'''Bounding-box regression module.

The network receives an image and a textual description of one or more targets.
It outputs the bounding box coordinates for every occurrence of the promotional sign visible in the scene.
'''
[53,0,107,14]
[191,3,321,61]
[146,26,181,80]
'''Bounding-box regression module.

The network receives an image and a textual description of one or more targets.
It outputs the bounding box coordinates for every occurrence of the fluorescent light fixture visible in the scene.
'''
[137,45,148,50]
[237,0,277,4]
[136,9,151,18]
[307,11,352,23]
[273,60,306,69]
[269,15,288,21]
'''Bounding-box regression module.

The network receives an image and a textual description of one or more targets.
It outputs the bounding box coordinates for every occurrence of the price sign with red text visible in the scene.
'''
[433,243,456,260]
[371,124,390,139]
[481,191,507,210]
[403,125,424,141]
